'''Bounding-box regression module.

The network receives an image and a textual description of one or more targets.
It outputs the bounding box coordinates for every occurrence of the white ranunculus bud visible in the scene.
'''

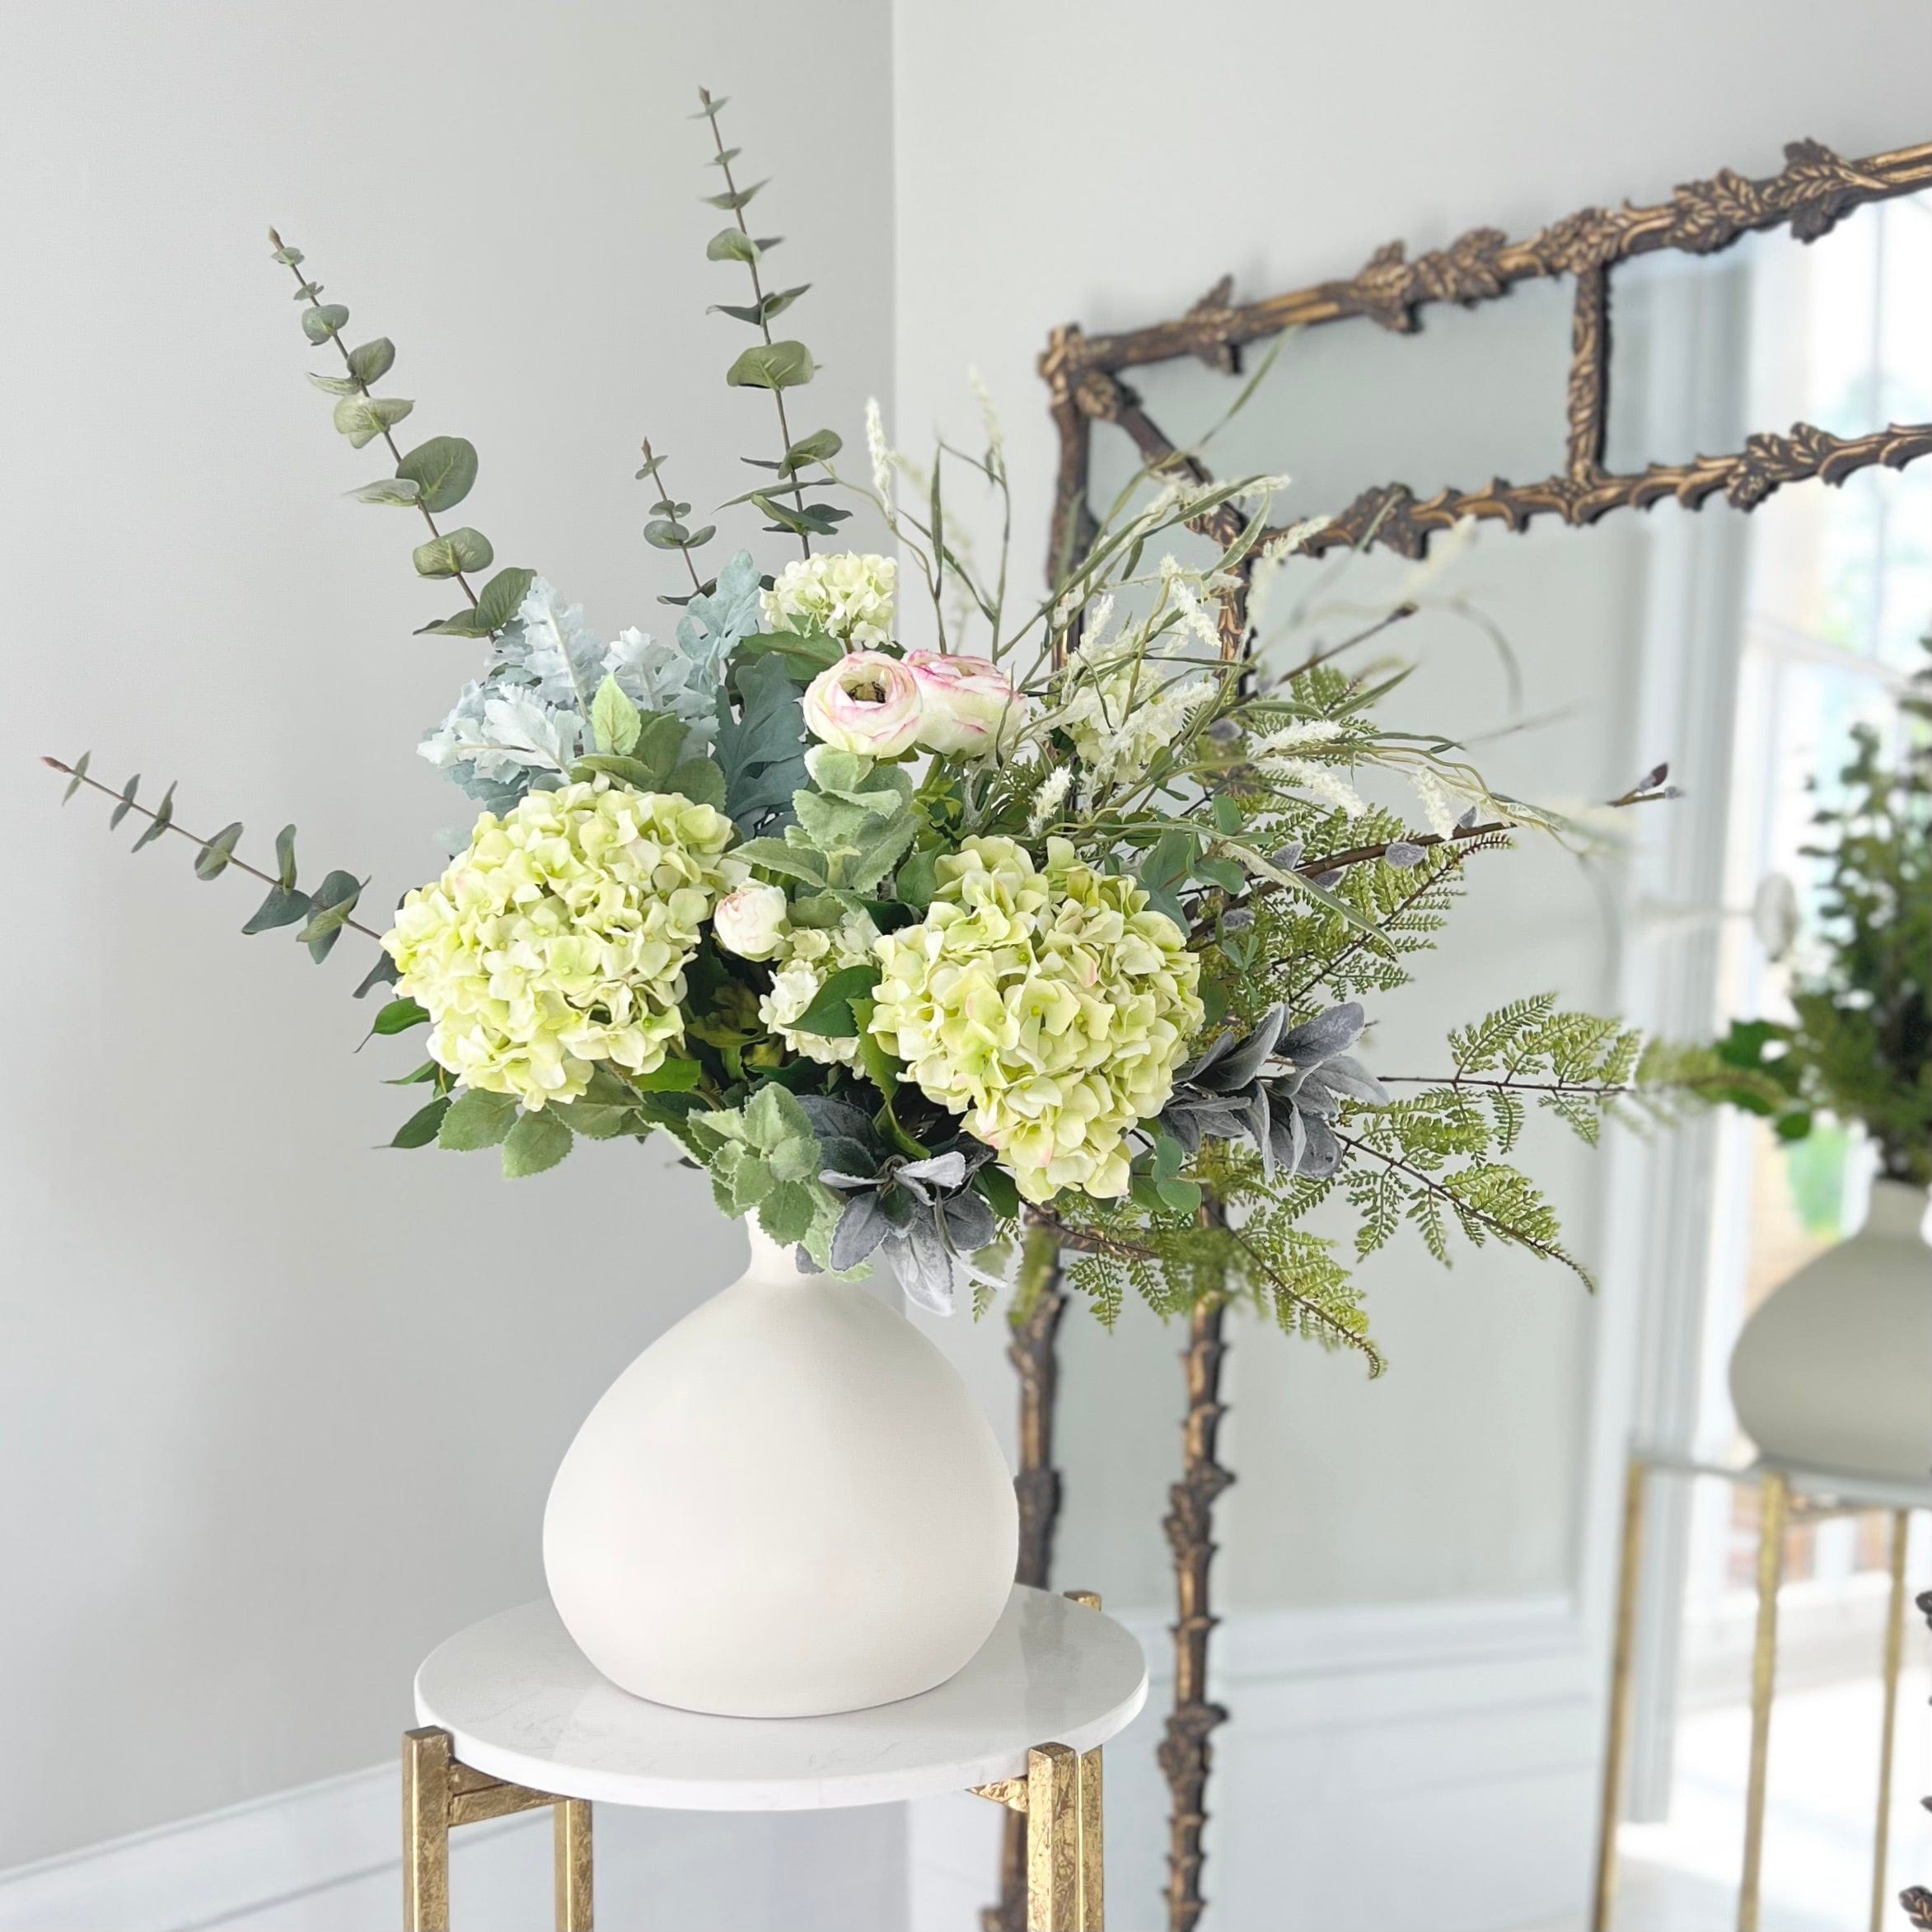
[905,651,1028,755]
[801,651,924,758]
[712,882,791,961]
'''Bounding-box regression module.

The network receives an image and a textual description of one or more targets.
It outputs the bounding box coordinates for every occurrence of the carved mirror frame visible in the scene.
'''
[989,136,1932,1932]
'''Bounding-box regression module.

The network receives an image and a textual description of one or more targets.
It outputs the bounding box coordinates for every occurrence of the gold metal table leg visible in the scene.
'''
[1738,1470,1788,1932]
[1872,1509,1911,1932]
[404,1728,453,1932]
[1027,1742,1081,1930]
[1591,1453,1649,1932]
[400,1726,593,1930]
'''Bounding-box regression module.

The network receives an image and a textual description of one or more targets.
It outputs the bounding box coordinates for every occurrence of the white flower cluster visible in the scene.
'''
[759,909,883,1069]
[761,552,898,648]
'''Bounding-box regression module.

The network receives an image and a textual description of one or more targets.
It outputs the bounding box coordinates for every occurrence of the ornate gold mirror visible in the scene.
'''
[990,137,1932,1932]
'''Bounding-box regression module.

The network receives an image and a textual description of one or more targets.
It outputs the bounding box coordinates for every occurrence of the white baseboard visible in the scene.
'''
[0,1757,905,1932]
[911,1593,1598,1932]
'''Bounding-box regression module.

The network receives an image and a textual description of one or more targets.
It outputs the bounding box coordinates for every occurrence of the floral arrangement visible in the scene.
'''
[44,91,1714,1351]
[1710,664,1931,1190]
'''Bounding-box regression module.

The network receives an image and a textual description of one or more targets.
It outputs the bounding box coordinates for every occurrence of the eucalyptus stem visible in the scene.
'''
[41,758,386,943]
[639,436,705,596]
[270,236,479,608]
[696,88,811,558]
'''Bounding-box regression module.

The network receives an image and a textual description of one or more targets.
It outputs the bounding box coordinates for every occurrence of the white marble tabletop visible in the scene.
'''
[414,1584,1148,1812]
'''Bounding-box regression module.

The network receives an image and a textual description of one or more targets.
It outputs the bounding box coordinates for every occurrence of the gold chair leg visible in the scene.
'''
[1591,1453,1649,1932]
[1738,1470,1788,1932]
[403,1728,453,1932]
[554,1796,593,1932]
[1027,1743,1081,1931]
[1871,1509,1911,1932]
[1076,1747,1104,1930]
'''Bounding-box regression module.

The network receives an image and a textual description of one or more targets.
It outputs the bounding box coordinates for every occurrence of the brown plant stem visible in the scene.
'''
[1159,1284,1234,1932]
[41,759,386,944]
[696,88,812,557]
[271,241,479,609]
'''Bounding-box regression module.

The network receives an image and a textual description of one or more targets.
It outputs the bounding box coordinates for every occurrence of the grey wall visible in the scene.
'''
[3,0,893,1866]
[889,0,1932,1615]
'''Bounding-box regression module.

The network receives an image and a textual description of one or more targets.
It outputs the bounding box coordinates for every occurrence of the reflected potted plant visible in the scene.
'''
[1721,684,1931,1481]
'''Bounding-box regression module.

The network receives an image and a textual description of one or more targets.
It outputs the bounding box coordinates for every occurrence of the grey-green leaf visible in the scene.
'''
[779,428,841,474]
[333,394,414,449]
[703,180,765,211]
[663,755,727,811]
[348,475,423,507]
[395,436,479,513]
[725,340,815,391]
[503,1109,573,1177]
[306,372,362,396]
[131,780,175,851]
[438,1087,519,1152]
[706,228,760,264]
[299,870,363,961]
[301,303,349,344]
[275,823,298,889]
[109,775,139,829]
[241,883,311,933]
[194,821,243,880]
[347,337,395,385]
[413,527,494,578]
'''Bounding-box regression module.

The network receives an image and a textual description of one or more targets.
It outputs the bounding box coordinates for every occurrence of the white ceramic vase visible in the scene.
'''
[542,1222,1019,1717]
[1727,1178,1932,1482]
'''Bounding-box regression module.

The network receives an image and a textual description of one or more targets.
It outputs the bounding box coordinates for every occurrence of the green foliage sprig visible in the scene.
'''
[694,88,846,552]
[268,228,531,639]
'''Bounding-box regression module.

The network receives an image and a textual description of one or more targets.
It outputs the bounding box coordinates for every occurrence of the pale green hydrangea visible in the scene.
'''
[760,908,882,1068]
[868,836,1203,1201]
[385,779,743,1108]
[761,551,898,647]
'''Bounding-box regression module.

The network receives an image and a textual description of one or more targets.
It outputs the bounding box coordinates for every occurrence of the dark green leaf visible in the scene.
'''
[299,870,363,961]
[779,428,841,474]
[896,849,938,910]
[438,1087,519,1152]
[241,883,311,933]
[1196,856,1245,893]
[372,996,429,1036]
[390,1095,451,1148]
[475,565,535,632]
[1141,828,1198,891]
[194,821,244,880]
[301,303,349,344]
[109,774,139,828]
[635,1056,705,1092]
[413,527,494,578]
[353,951,402,999]
[347,337,395,385]
[503,1109,573,1177]
[131,780,175,850]
[713,653,810,835]
[726,340,814,391]
[792,963,881,1038]
[1211,794,1242,834]
[395,436,479,513]
[274,823,298,889]
[974,1162,1020,1220]
[751,493,848,537]
[386,1060,440,1086]
[664,755,727,811]
[731,628,843,683]
[634,711,688,784]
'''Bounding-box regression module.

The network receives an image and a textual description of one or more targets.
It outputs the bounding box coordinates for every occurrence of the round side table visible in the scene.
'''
[405,1583,1146,1932]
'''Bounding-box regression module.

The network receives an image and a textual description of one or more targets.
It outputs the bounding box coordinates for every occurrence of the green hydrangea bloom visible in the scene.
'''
[869,835,1203,1201]
[385,779,741,1108]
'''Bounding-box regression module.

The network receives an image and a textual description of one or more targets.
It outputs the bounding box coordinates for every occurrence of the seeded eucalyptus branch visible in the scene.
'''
[268,229,531,639]
[694,87,846,553]
[43,754,390,983]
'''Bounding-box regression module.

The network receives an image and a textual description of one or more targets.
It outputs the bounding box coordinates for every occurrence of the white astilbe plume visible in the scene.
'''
[1025,765,1073,838]
[1408,765,1462,838]
[865,396,893,501]
[1248,718,1346,757]
[1265,759,1368,819]
[1160,556,1226,655]
[1246,515,1334,636]
[967,366,1003,456]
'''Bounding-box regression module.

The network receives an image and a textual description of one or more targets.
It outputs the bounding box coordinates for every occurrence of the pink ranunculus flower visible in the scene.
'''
[905,651,1028,755]
[801,651,924,758]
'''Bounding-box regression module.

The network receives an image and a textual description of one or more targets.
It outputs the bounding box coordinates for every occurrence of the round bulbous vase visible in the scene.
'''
[542,1222,1018,1717]
[1728,1178,1932,1483]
